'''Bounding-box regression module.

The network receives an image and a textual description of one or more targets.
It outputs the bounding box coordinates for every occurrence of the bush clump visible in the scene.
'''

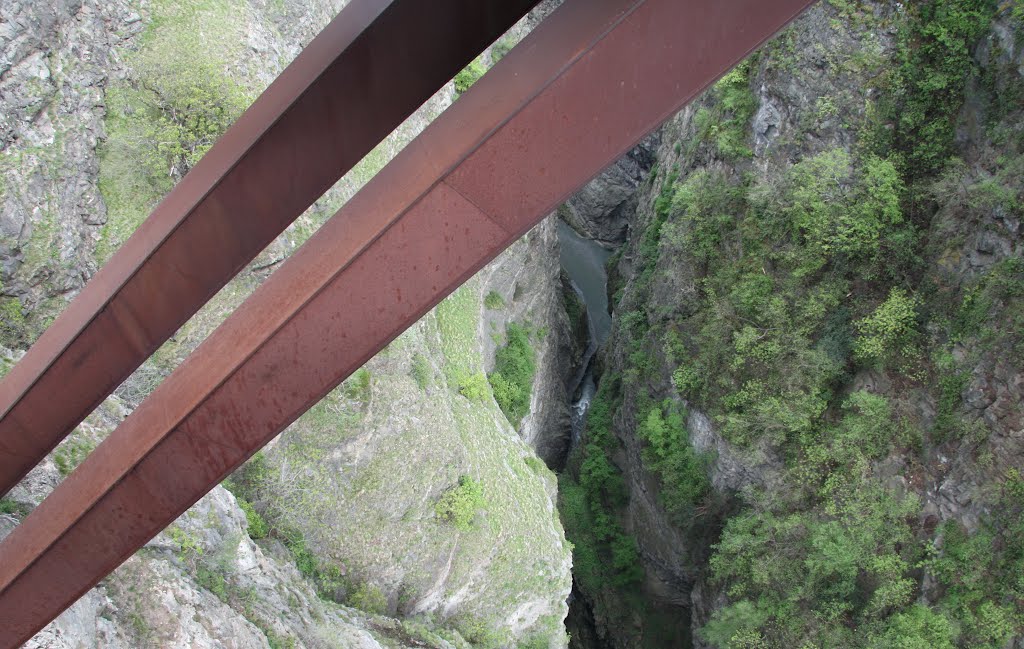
[488,323,536,428]
[0,298,27,349]
[484,290,506,310]
[410,352,432,389]
[97,0,251,262]
[236,496,269,540]
[853,287,920,365]
[348,582,388,615]
[637,400,710,520]
[453,57,486,96]
[457,371,490,402]
[435,475,486,531]
[759,149,905,276]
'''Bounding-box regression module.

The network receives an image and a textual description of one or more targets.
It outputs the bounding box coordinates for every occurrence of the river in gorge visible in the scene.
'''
[556,218,613,450]
[556,217,617,649]
[557,218,692,649]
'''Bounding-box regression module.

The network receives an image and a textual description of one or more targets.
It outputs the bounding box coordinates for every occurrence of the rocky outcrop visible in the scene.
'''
[561,138,658,249]
[686,409,784,495]
[2,482,466,649]
[243,230,573,645]
[0,0,140,335]
[1,345,465,649]
[481,215,577,466]
[223,11,575,645]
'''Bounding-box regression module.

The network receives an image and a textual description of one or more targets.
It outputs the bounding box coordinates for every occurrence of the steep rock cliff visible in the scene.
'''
[0,0,139,337]
[563,2,1024,648]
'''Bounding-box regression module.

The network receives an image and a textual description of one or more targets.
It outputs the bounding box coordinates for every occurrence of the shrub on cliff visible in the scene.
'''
[488,323,536,428]
[435,475,486,531]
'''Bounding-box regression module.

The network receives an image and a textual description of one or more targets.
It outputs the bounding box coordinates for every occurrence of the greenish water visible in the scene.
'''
[557,219,612,347]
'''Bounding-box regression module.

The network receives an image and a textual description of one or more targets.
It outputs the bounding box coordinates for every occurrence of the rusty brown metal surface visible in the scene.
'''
[0,0,817,644]
[0,0,541,499]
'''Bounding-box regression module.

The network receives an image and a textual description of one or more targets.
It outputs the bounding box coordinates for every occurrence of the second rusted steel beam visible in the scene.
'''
[0,0,541,497]
[0,0,817,643]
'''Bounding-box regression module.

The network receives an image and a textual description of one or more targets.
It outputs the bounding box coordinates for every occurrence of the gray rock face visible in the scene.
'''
[0,0,139,327]
[2,486,453,649]
[481,215,575,466]
[931,350,1024,533]
[0,361,456,649]
[222,11,575,644]
[751,95,783,159]
[917,9,1024,535]
[242,226,573,645]
[562,138,658,248]
[618,401,693,598]
[687,409,783,495]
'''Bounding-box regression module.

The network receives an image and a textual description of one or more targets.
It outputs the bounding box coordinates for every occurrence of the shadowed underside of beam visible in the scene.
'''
[0,0,541,499]
[0,0,817,644]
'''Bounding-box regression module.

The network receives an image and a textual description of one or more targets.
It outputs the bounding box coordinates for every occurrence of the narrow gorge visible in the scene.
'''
[1,1,1023,649]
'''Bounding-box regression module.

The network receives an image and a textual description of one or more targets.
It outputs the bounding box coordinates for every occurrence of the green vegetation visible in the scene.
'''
[853,288,920,365]
[523,455,546,474]
[757,149,904,276]
[262,626,297,649]
[435,475,486,531]
[453,57,486,96]
[636,400,710,521]
[691,58,758,161]
[644,142,920,453]
[702,393,922,648]
[348,582,388,615]
[924,471,1024,648]
[881,0,997,176]
[97,0,252,262]
[952,257,1024,365]
[128,612,150,643]
[660,165,843,447]
[0,298,27,348]
[0,498,29,517]
[436,285,481,388]
[410,352,432,389]
[169,522,250,606]
[490,37,515,64]
[221,408,360,604]
[662,168,746,265]
[343,367,372,403]
[458,371,490,403]
[484,290,506,310]
[704,466,1024,642]
[560,377,643,592]
[278,525,347,602]
[454,615,512,649]
[0,351,14,380]
[236,496,268,540]
[53,434,97,476]
[569,3,1024,647]
[564,284,586,327]
[931,354,971,443]
[488,323,536,428]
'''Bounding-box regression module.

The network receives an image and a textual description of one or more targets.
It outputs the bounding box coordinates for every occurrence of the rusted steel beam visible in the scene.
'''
[0,0,817,643]
[0,0,541,498]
